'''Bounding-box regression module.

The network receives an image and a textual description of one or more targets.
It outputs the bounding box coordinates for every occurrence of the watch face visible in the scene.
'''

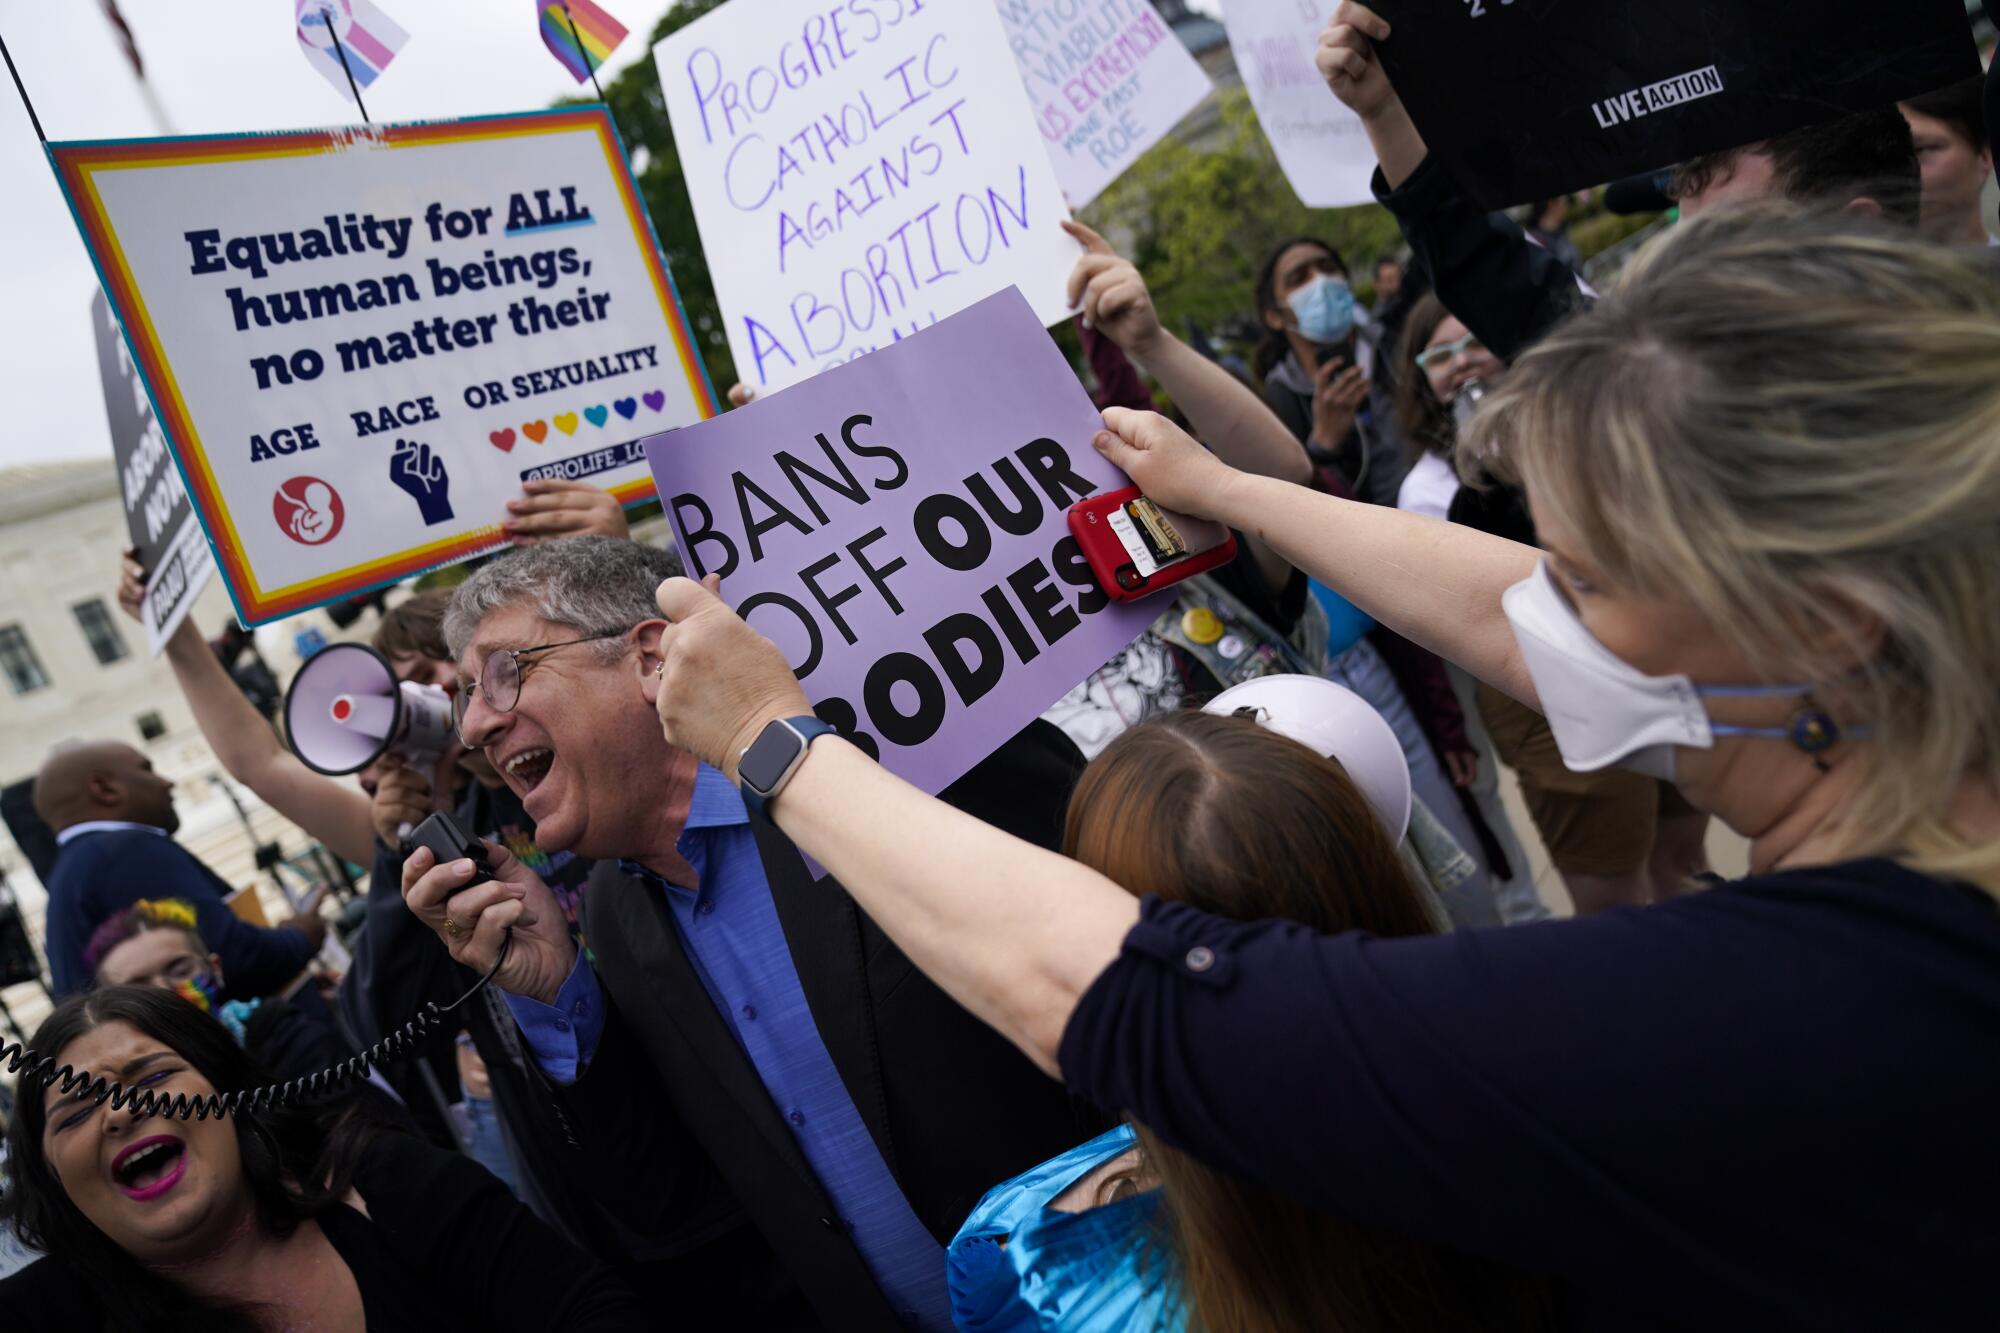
[739,722,802,794]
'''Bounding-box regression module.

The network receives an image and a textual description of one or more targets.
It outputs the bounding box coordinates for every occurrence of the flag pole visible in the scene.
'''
[0,26,49,144]
[560,3,609,104]
[97,1,174,133]
[320,5,370,123]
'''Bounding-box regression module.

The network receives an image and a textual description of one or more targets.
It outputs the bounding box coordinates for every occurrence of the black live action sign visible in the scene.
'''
[1371,0,1981,209]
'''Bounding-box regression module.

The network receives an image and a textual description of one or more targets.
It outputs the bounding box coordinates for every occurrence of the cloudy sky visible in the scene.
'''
[0,0,1226,470]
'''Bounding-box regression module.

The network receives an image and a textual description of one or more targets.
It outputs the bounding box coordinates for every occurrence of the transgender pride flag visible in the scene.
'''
[537,0,627,84]
[296,0,408,101]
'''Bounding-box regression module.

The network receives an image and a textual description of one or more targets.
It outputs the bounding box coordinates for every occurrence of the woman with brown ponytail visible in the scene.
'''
[946,691,1550,1333]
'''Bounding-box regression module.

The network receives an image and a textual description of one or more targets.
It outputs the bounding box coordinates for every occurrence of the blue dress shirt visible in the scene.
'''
[505,764,952,1330]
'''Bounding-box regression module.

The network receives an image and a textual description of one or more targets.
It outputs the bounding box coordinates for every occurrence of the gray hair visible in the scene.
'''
[442,536,683,659]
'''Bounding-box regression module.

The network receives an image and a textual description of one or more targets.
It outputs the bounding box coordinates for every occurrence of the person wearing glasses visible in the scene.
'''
[1390,293,1703,916]
[399,536,1096,1333]
[114,513,649,1273]
[340,589,639,1275]
[1393,302,1498,523]
[84,897,411,1128]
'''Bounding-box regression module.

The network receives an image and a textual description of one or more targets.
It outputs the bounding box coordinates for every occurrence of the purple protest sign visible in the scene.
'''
[645,288,1152,798]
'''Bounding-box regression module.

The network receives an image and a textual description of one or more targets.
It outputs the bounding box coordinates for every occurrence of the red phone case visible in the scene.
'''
[1068,487,1239,602]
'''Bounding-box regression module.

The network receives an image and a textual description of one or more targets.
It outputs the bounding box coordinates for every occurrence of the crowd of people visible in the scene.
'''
[4,2,1999,1328]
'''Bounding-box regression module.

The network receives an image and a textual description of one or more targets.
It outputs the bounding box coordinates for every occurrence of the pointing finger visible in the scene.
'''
[1060,218,1114,257]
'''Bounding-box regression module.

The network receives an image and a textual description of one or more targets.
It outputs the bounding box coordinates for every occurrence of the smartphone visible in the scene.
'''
[403,811,495,890]
[1068,487,1239,602]
[1309,348,1348,377]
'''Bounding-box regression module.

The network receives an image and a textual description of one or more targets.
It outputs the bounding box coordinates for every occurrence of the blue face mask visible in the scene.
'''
[1286,274,1356,345]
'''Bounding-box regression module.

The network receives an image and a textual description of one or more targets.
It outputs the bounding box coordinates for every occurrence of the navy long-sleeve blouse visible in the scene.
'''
[1059,858,2000,1329]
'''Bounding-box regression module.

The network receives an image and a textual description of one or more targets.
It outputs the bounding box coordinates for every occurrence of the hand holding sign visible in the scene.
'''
[1316,3,1427,189]
[1090,407,1239,520]
[503,478,630,545]
[651,575,808,784]
[115,545,199,653]
[117,548,148,623]
[1317,3,1397,120]
[645,289,1154,808]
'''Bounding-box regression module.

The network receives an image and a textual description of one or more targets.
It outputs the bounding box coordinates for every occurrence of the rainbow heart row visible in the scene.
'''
[489,389,671,452]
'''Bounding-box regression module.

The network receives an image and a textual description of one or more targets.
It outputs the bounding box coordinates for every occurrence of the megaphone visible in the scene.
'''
[1204,675,1412,842]
[283,643,454,777]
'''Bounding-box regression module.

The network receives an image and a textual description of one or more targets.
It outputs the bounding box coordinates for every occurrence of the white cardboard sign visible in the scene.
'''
[1221,0,1377,208]
[51,110,713,626]
[656,0,1081,395]
[998,0,1215,210]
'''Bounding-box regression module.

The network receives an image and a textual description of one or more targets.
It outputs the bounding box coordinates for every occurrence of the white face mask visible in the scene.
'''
[1501,561,1848,781]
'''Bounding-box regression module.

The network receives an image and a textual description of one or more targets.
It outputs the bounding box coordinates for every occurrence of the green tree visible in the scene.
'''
[1083,87,1405,347]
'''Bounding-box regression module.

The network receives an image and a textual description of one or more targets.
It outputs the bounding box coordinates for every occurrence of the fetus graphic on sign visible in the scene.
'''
[274,476,345,546]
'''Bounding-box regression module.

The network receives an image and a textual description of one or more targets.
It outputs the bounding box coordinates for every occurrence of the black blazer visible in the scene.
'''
[555,721,1105,1330]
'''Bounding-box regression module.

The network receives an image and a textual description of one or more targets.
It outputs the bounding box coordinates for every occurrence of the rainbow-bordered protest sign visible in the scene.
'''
[50,107,714,626]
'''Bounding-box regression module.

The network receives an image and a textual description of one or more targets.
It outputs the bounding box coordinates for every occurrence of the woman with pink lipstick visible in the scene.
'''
[0,986,645,1331]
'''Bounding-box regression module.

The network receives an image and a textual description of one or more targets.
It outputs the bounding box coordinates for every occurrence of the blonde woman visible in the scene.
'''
[427,209,2000,1327]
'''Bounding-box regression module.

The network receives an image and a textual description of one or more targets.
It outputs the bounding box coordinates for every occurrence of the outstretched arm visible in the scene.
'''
[1064,220,1309,593]
[1065,221,1314,490]
[120,550,377,865]
[1318,2,1427,189]
[1089,412,1541,707]
[647,578,1136,1076]
[1322,2,1588,361]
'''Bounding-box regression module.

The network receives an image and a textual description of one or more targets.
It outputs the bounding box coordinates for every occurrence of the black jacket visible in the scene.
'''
[555,721,1102,1330]
[1372,156,1588,365]
[345,787,626,1262]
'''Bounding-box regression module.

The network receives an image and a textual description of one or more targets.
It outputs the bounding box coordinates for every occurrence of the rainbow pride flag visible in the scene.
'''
[295,0,407,100]
[538,0,627,84]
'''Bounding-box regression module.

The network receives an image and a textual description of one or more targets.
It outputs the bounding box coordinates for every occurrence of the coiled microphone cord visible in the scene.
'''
[0,934,510,1121]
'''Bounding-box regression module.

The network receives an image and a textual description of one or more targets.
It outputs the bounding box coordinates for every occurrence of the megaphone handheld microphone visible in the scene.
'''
[402,810,498,891]
[12,645,519,1116]
[2,649,544,1122]
[284,642,454,777]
